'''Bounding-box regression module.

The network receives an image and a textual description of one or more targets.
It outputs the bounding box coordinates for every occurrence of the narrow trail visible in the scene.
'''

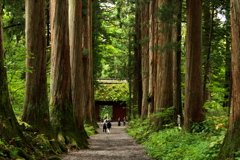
[61,122,151,160]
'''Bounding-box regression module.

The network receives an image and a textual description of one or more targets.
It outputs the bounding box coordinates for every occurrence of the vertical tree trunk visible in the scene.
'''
[141,2,149,118]
[82,0,98,128]
[133,2,142,118]
[202,1,213,103]
[69,0,86,134]
[0,2,23,140]
[223,8,231,109]
[153,0,173,131]
[218,1,240,159]
[147,0,154,117]
[50,0,87,148]
[23,0,49,131]
[152,0,158,116]
[184,0,205,131]
[172,0,182,125]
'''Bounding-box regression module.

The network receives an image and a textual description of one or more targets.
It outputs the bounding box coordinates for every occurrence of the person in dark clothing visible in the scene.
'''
[107,121,112,134]
[118,117,121,126]
[103,120,107,133]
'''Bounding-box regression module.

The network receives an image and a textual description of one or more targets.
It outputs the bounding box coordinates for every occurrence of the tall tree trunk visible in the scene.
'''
[147,0,155,117]
[202,0,214,103]
[50,0,87,148]
[218,0,240,159]
[172,0,183,126]
[148,0,157,117]
[82,0,98,128]
[223,9,231,109]
[133,2,142,118]
[23,0,49,131]
[184,0,205,131]
[0,2,23,141]
[69,0,86,134]
[152,0,158,116]
[141,1,149,118]
[153,0,173,131]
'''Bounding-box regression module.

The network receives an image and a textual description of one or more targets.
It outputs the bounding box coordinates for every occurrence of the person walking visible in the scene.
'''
[118,117,121,126]
[103,120,107,133]
[107,120,112,134]
[123,117,126,126]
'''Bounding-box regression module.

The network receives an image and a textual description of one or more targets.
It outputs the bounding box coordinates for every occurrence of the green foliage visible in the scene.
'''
[235,150,240,160]
[204,101,229,117]
[191,116,228,134]
[95,83,129,101]
[154,107,174,119]
[94,0,135,79]
[2,0,25,41]
[126,116,227,160]
[4,38,27,116]
[84,123,96,136]
[99,105,113,119]
[126,118,154,143]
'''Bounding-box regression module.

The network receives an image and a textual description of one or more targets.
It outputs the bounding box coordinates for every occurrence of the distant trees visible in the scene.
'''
[134,0,182,130]
[132,0,232,131]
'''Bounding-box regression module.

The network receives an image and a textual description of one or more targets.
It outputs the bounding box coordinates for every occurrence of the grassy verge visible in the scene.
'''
[126,116,227,160]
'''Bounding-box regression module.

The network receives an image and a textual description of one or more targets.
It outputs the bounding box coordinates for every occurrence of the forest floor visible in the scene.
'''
[60,122,152,160]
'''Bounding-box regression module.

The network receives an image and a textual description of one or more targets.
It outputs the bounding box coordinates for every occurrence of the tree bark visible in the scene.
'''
[223,8,231,109]
[218,1,240,159]
[153,0,173,131]
[69,0,86,133]
[23,0,49,131]
[50,0,87,148]
[141,1,149,118]
[202,1,214,103]
[0,2,23,141]
[184,0,205,131]
[133,1,142,118]
[82,0,98,128]
[172,0,183,126]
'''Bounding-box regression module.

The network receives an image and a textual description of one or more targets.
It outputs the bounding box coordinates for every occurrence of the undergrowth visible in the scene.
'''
[0,119,97,160]
[126,116,228,160]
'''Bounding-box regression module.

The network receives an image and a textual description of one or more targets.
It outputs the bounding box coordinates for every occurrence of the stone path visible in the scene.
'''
[61,122,151,160]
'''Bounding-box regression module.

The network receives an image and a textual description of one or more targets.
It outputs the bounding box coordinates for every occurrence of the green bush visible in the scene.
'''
[143,128,224,160]
[84,124,96,136]
[126,118,154,143]
[126,117,227,160]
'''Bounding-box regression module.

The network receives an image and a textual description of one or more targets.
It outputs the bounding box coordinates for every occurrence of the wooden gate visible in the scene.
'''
[95,101,127,121]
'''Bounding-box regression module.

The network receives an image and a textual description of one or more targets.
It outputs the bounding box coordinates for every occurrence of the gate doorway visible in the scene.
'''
[99,105,113,120]
[95,101,127,121]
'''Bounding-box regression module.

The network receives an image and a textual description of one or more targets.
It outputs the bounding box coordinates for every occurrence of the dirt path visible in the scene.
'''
[61,122,151,160]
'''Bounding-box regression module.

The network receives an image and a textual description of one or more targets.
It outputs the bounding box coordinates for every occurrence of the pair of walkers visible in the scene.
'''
[103,120,111,134]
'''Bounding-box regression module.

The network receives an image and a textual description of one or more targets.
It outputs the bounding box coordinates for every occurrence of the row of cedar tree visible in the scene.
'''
[0,0,240,159]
